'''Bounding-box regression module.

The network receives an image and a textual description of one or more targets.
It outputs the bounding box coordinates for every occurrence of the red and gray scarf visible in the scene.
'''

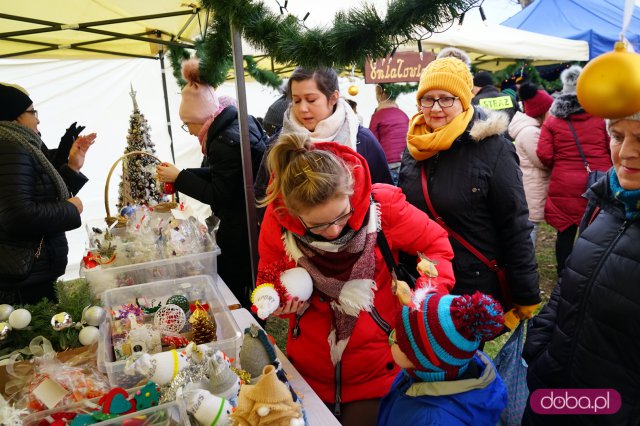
[283,202,379,364]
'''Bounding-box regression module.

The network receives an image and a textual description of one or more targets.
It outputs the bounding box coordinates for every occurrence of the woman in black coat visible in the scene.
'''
[157,60,267,308]
[0,83,94,303]
[522,112,640,425]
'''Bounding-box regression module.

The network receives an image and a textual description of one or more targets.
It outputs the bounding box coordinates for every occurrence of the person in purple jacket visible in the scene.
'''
[370,84,409,185]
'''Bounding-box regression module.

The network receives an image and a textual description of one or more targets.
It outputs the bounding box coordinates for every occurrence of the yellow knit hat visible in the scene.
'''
[416,57,474,110]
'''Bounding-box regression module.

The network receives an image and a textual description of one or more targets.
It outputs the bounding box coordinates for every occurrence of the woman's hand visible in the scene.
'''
[156,162,180,183]
[67,196,83,214]
[68,133,97,172]
[272,297,309,316]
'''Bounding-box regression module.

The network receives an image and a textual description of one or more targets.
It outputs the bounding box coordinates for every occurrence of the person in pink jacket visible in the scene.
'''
[257,133,455,425]
[508,82,553,247]
[536,66,611,278]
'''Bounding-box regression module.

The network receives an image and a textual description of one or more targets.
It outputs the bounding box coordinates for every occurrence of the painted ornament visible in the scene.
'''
[251,267,313,320]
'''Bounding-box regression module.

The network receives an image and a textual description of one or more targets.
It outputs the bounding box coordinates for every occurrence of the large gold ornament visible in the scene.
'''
[347,84,359,96]
[577,41,640,118]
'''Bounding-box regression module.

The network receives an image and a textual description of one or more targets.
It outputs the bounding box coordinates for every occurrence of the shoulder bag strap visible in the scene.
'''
[566,119,592,172]
[420,164,512,306]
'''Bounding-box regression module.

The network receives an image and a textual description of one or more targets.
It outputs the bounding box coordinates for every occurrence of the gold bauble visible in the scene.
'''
[347,84,359,96]
[577,41,640,118]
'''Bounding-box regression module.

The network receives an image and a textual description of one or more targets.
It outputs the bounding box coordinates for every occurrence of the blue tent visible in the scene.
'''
[502,0,640,60]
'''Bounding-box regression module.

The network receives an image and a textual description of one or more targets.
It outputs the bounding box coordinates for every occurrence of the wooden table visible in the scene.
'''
[231,308,341,426]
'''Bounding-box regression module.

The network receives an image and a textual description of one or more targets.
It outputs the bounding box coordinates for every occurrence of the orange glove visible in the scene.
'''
[503,303,540,330]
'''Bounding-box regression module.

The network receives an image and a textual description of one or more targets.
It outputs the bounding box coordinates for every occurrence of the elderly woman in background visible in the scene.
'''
[398,57,540,330]
[0,83,96,303]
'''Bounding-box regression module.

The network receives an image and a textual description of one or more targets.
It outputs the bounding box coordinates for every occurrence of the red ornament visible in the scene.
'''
[163,182,175,194]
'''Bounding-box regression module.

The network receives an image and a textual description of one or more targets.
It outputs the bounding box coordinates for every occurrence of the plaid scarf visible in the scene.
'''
[283,202,379,364]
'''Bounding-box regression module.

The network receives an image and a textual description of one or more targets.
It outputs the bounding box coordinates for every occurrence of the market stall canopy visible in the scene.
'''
[502,0,640,60]
[415,20,589,71]
[0,1,208,59]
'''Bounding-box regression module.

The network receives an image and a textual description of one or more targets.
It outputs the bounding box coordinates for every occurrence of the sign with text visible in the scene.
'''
[365,51,436,84]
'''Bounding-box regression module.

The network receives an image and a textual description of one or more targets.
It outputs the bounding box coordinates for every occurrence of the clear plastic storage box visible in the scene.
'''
[82,246,221,296]
[97,275,242,388]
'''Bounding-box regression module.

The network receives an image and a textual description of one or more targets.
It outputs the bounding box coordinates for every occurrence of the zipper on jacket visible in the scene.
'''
[369,307,392,336]
[291,313,301,339]
[333,361,342,418]
[569,220,630,363]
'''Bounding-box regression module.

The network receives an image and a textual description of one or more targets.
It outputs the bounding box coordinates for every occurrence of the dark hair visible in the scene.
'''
[287,67,339,100]
[258,133,354,213]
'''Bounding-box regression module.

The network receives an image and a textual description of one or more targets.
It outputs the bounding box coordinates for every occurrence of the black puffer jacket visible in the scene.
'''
[472,85,519,122]
[398,108,540,307]
[522,173,640,425]
[0,123,84,303]
[174,106,267,307]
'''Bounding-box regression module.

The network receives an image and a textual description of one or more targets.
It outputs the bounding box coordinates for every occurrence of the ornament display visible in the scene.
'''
[0,303,14,321]
[0,322,10,341]
[153,304,186,334]
[79,326,101,346]
[577,41,640,119]
[189,302,217,345]
[166,295,190,313]
[347,84,359,96]
[251,267,314,320]
[51,312,74,331]
[8,308,31,329]
[83,305,107,327]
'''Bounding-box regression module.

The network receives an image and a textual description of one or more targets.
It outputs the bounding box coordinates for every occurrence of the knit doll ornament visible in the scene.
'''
[239,324,279,381]
[209,350,241,403]
[252,262,313,320]
[230,365,304,426]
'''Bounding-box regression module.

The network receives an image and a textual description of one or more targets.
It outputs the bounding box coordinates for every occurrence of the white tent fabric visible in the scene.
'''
[418,20,590,70]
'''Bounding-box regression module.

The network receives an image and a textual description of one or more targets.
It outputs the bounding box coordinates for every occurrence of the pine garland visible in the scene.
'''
[244,55,283,88]
[170,0,475,88]
[379,82,418,100]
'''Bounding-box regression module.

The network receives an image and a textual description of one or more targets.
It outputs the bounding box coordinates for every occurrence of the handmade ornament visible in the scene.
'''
[208,351,241,403]
[163,182,175,195]
[166,295,190,313]
[82,306,107,327]
[51,312,74,331]
[136,298,162,314]
[8,308,31,329]
[183,387,233,426]
[0,303,14,321]
[154,304,186,334]
[98,388,135,415]
[239,324,278,381]
[189,302,216,345]
[79,326,101,346]
[118,313,162,359]
[133,381,160,410]
[231,364,304,426]
[577,41,640,118]
[124,349,189,385]
[0,322,10,341]
[114,304,145,321]
[348,84,359,96]
[161,334,189,348]
[251,267,313,320]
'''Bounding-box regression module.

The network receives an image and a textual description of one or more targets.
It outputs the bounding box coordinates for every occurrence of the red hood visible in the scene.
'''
[269,142,372,236]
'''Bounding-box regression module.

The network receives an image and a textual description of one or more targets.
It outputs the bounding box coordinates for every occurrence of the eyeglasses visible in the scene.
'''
[388,329,397,347]
[25,109,38,118]
[299,206,354,232]
[419,96,459,109]
[181,123,189,132]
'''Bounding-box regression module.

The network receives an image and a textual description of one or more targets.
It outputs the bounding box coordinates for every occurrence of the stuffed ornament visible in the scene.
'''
[208,351,241,404]
[251,267,313,320]
[124,349,189,385]
[239,324,278,381]
[183,386,233,426]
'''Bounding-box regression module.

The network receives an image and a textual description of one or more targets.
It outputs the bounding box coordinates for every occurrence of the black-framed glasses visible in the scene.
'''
[25,109,38,117]
[181,123,189,132]
[419,96,459,109]
[299,206,354,232]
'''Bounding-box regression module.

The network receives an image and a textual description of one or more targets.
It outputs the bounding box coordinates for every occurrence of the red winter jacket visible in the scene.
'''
[369,106,409,164]
[257,143,454,404]
[537,111,610,231]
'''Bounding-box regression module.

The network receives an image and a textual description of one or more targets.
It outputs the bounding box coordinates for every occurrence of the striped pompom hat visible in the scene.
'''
[394,291,504,382]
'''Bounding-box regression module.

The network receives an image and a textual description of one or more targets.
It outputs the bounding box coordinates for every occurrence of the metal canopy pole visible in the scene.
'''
[230,23,258,288]
[159,51,177,165]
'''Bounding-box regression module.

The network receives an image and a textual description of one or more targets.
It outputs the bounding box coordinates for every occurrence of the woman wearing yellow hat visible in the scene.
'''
[398,57,541,329]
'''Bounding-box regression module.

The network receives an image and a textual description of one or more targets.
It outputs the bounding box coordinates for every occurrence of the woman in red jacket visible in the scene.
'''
[257,133,454,425]
[536,66,611,278]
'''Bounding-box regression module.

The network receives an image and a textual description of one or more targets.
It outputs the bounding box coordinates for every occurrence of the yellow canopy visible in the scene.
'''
[0,1,208,59]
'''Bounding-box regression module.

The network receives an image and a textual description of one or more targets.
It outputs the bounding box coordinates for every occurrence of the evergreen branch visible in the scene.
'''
[244,55,283,89]
[379,82,418,99]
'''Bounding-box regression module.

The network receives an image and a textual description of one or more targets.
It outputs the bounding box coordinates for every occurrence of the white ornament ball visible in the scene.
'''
[251,285,280,320]
[8,308,31,330]
[0,304,14,321]
[79,326,101,346]
[84,306,107,326]
[154,304,186,334]
[280,267,313,301]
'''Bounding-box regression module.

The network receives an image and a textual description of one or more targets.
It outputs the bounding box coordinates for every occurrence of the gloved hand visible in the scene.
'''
[503,303,540,330]
[54,122,85,165]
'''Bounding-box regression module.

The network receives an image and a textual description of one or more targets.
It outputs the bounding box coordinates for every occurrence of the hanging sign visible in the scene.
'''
[364,51,436,83]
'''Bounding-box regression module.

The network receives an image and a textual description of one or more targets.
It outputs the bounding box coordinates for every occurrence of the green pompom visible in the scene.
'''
[167,295,190,313]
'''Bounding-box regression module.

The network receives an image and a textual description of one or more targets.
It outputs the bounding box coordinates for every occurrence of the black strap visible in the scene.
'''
[566,119,591,172]
[376,229,399,278]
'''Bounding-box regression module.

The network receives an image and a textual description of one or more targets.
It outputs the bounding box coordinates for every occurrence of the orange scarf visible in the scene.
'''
[406,106,474,161]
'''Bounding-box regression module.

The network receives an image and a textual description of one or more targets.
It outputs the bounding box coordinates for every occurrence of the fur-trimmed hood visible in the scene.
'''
[468,107,510,142]
[550,93,584,118]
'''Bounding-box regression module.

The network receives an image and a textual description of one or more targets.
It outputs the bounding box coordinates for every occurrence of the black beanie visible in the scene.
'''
[473,71,494,88]
[263,94,289,136]
[0,83,33,121]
